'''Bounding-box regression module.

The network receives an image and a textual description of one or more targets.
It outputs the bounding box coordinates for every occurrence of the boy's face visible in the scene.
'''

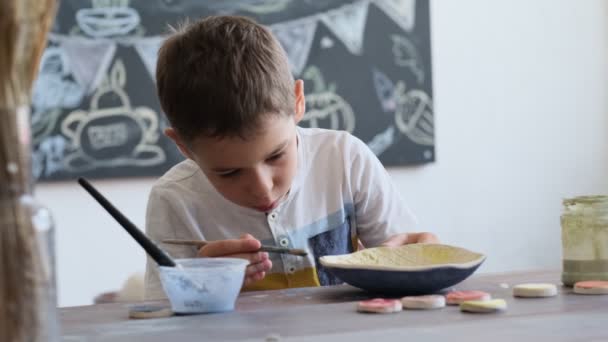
[193,116,299,212]
[167,80,305,212]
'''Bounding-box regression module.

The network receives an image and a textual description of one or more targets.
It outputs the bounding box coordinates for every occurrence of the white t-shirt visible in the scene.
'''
[144,127,417,299]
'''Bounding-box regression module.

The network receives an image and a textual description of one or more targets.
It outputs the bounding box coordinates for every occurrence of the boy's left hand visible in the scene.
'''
[381,232,439,247]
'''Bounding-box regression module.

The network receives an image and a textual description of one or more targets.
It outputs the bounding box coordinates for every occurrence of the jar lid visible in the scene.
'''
[563,195,608,206]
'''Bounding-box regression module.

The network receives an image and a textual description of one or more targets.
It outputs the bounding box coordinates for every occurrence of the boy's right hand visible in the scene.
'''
[197,234,272,287]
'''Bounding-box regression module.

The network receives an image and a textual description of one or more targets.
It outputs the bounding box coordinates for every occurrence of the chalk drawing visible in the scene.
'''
[367,126,396,156]
[32,47,85,147]
[61,59,165,172]
[60,37,117,94]
[303,65,336,93]
[133,37,164,82]
[87,122,129,150]
[394,85,434,145]
[32,47,85,110]
[33,135,68,179]
[76,6,141,38]
[239,0,292,14]
[391,34,424,84]
[321,1,369,55]
[205,0,292,15]
[371,68,397,112]
[32,48,83,112]
[270,19,317,76]
[321,36,335,49]
[302,66,355,132]
[375,0,417,32]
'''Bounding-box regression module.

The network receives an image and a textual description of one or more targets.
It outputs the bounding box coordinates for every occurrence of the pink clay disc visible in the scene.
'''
[357,298,403,313]
[574,280,608,295]
[446,290,491,305]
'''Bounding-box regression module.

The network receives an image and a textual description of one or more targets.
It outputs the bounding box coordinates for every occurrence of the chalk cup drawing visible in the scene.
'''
[394,82,434,146]
[61,59,165,172]
[302,66,355,133]
[371,67,434,147]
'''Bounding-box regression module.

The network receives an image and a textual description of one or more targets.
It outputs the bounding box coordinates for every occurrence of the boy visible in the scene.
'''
[145,15,438,300]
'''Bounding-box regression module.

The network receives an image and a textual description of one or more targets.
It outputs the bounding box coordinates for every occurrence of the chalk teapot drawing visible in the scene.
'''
[61,60,165,172]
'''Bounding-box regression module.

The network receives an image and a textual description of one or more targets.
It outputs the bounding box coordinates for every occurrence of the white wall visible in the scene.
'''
[38,179,151,307]
[408,0,608,272]
[37,0,608,307]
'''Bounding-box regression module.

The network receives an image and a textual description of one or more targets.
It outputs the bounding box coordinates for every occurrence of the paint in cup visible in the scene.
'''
[158,258,248,313]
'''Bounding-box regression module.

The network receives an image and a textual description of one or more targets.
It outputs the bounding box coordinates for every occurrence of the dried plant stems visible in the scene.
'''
[0,0,57,341]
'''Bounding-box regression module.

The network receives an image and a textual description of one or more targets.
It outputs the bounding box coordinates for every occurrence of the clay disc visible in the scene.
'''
[513,283,558,298]
[573,280,608,295]
[460,299,507,313]
[357,298,403,314]
[446,290,491,305]
[401,295,446,310]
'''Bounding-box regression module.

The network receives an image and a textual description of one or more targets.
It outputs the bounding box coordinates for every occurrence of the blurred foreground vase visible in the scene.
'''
[561,195,608,286]
[0,0,60,341]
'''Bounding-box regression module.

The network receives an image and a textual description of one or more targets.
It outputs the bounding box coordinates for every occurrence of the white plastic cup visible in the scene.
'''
[158,258,248,313]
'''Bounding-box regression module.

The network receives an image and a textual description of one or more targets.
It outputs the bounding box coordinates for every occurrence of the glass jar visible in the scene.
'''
[0,104,60,341]
[1,0,60,339]
[24,194,60,341]
[0,193,60,341]
[561,195,608,286]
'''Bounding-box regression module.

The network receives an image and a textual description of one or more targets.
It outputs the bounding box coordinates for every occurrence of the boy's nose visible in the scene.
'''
[249,169,273,199]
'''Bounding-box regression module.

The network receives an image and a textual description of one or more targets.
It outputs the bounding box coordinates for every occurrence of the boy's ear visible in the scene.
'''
[164,127,193,159]
[294,79,305,123]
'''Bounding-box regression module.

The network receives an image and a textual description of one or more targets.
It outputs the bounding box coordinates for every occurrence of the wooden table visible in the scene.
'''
[61,271,608,341]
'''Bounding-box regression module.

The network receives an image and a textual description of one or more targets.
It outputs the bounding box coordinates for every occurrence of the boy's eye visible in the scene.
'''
[267,152,284,162]
[218,170,240,178]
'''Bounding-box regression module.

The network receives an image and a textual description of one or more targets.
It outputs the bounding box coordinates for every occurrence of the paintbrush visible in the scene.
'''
[78,178,177,267]
[162,239,308,257]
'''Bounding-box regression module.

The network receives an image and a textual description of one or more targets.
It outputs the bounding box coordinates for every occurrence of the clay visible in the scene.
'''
[512,283,557,298]
[460,299,507,313]
[446,290,491,305]
[357,298,403,313]
[573,280,608,295]
[401,295,445,309]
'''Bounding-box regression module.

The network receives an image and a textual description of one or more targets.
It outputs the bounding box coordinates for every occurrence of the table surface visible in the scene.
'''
[61,270,608,342]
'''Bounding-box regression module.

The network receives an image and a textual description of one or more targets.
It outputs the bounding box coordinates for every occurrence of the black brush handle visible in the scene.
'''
[78,177,176,267]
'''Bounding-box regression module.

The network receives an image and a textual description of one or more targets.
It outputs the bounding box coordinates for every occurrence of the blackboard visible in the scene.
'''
[32,0,434,181]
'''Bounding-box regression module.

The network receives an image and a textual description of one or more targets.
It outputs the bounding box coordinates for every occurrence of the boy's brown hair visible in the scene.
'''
[156,16,295,141]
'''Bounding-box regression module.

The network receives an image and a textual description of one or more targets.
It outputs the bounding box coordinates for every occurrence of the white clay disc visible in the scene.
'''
[460,299,507,313]
[357,298,403,314]
[573,281,608,295]
[513,283,558,298]
[446,290,491,305]
[401,295,446,310]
